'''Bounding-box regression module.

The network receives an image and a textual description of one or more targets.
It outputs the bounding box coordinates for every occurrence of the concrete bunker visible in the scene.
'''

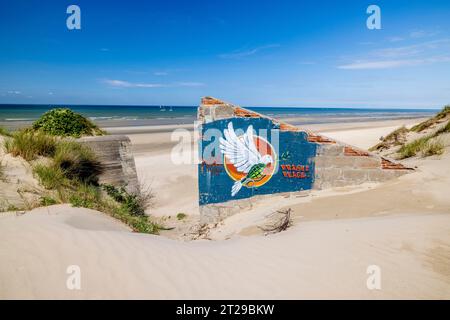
[198,97,413,223]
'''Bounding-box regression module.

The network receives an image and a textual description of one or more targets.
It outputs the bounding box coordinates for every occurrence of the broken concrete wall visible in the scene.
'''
[198,97,412,223]
[78,135,139,194]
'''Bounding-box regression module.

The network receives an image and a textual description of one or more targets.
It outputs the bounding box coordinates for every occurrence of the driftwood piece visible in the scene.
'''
[259,208,293,235]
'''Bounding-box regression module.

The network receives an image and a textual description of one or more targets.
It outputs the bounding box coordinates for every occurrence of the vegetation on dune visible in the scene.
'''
[398,135,444,159]
[32,108,106,137]
[433,119,450,136]
[0,162,4,182]
[0,126,12,137]
[411,105,450,132]
[369,105,450,158]
[3,127,161,233]
[4,130,57,161]
[176,213,187,220]
[40,196,58,206]
[53,141,102,184]
[102,184,153,216]
[70,183,161,234]
[34,164,66,189]
[369,126,409,151]
[33,160,161,233]
[421,139,445,157]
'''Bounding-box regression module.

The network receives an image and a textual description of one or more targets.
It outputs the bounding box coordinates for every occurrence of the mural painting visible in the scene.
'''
[199,117,317,205]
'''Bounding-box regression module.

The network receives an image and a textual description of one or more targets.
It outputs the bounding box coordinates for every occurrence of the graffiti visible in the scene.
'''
[219,122,277,196]
[199,117,317,205]
[281,164,310,179]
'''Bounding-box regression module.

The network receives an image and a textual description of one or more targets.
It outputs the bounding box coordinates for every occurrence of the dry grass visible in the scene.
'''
[4,130,57,161]
[398,135,444,159]
[411,105,450,132]
[369,126,409,151]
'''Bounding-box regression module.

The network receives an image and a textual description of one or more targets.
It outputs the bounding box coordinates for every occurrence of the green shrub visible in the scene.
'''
[101,184,161,232]
[40,196,58,206]
[32,108,105,137]
[34,164,66,189]
[176,213,187,220]
[102,184,151,216]
[4,130,57,161]
[53,141,102,183]
[69,183,102,208]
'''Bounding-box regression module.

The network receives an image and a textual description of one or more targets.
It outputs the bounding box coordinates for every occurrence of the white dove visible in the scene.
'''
[219,122,274,196]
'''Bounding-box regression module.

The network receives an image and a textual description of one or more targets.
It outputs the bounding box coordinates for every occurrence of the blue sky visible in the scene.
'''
[0,0,449,108]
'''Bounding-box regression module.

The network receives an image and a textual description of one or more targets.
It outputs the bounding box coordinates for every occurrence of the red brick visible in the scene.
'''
[344,146,369,156]
[381,158,413,170]
[234,107,261,118]
[201,97,226,106]
[307,134,335,144]
[279,123,301,131]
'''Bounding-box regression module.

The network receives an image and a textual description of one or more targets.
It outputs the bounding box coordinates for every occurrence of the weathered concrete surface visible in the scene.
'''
[198,97,413,223]
[78,135,139,194]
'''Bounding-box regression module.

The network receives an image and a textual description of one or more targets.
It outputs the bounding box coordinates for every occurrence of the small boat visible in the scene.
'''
[159,105,166,112]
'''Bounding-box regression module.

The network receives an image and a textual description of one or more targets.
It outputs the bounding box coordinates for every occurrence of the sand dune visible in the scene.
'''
[0,205,448,299]
[1,118,449,299]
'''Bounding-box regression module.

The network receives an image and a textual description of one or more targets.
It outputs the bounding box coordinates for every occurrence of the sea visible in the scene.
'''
[0,104,437,130]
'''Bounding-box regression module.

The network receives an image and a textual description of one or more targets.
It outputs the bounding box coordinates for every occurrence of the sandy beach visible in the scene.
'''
[1,116,449,299]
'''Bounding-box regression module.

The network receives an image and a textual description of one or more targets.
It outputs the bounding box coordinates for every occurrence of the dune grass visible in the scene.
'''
[398,135,444,159]
[33,164,66,189]
[4,120,161,234]
[0,127,11,137]
[411,105,450,132]
[32,162,161,233]
[4,130,57,161]
[53,141,102,184]
[69,183,161,234]
[433,119,450,136]
[369,126,409,151]
[421,139,445,157]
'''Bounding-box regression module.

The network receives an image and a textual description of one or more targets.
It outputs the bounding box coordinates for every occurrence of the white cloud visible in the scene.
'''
[176,82,205,87]
[104,79,164,88]
[409,30,438,39]
[104,79,204,88]
[373,39,449,59]
[339,38,450,70]
[337,60,422,70]
[337,56,450,70]
[153,71,168,76]
[219,44,280,59]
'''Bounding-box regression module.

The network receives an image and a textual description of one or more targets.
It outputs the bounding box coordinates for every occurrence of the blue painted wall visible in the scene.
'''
[199,117,317,205]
